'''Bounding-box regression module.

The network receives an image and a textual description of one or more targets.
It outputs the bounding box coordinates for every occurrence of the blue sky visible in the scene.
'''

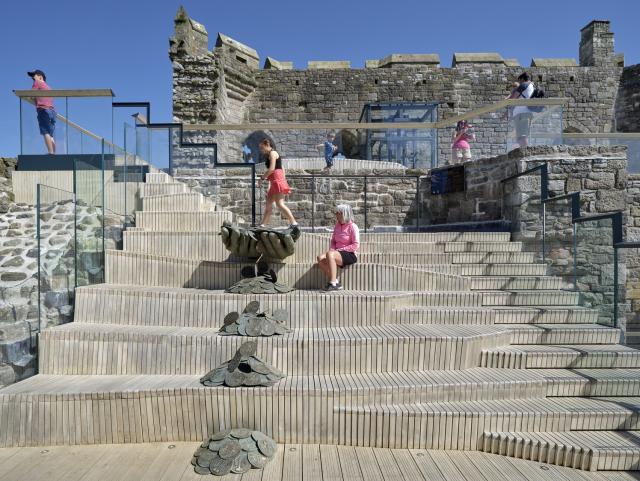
[1,0,638,157]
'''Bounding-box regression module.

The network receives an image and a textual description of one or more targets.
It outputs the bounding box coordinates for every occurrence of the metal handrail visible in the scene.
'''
[183,98,569,131]
[14,89,114,98]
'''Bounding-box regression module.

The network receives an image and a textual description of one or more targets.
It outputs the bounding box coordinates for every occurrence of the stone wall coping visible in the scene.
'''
[531,58,578,67]
[215,33,259,61]
[307,61,351,69]
[452,52,504,65]
[378,54,441,67]
[263,57,293,70]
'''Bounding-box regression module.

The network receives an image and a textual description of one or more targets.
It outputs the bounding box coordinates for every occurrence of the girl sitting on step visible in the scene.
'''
[316,204,360,292]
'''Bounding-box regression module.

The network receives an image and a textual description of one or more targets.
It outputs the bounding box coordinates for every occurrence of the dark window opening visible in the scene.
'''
[295,80,300,86]
[374,79,379,85]
[570,76,575,82]
[236,56,247,64]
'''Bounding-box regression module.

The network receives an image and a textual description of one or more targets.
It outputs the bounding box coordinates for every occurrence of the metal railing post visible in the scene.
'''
[364,176,368,233]
[311,174,316,232]
[251,164,256,226]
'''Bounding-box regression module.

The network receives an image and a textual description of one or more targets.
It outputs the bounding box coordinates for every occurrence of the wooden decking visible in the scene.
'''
[0,442,638,481]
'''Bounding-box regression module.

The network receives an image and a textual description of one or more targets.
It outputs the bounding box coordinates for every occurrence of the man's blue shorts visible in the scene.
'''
[37,108,56,136]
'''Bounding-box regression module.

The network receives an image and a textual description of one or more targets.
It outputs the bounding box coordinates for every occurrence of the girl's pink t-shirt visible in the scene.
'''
[452,132,471,149]
[330,221,360,254]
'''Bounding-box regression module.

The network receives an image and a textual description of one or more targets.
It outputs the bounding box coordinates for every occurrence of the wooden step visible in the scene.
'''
[541,368,640,397]
[480,430,640,471]
[104,251,469,291]
[395,307,599,325]
[469,276,568,291]
[145,172,175,183]
[481,345,640,369]
[141,193,215,212]
[75,285,411,328]
[425,264,548,276]
[508,324,621,345]
[480,290,580,307]
[336,396,640,449]
[39,323,510,375]
[133,211,233,232]
[139,183,187,197]
[0,369,547,447]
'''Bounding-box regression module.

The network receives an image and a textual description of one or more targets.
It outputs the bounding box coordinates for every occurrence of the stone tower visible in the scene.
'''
[579,20,615,66]
[169,6,209,60]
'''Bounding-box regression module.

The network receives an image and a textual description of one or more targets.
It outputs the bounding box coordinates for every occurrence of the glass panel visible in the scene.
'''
[501,173,544,262]
[543,197,576,290]
[136,124,150,164]
[73,145,105,286]
[37,184,75,332]
[149,128,171,171]
[20,96,68,155]
[575,218,615,326]
[442,108,509,167]
[618,247,640,345]
[507,104,563,152]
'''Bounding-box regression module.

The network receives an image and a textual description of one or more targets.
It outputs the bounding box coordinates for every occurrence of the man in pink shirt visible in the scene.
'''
[28,69,56,154]
[316,204,360,291]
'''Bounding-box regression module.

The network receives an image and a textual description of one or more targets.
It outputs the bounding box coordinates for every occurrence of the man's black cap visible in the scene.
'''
[27,69,46,81]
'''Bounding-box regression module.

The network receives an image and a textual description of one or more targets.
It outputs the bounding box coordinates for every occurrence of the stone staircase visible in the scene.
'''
[1,171,639,472]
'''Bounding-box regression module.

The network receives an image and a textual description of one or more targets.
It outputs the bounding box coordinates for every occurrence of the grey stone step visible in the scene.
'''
[480,430,640,471]
[75,284,412,328]
[104,251,469,292]
[0,369,545,447]
[395,306,599,325]
[39,323,510,375]
[508,324,621,345]
[337,396,640,450]
[541,368,640,397]
[141,193,215,212]
[133,211,233,232]
[480,344,640,369]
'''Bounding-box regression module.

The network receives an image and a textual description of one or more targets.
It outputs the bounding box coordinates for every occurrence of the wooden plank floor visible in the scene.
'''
[0,443,638,481]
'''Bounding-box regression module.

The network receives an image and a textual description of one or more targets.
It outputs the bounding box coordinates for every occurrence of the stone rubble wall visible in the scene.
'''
[625,174,640,344]
[0,157,124,388]
[615,64,640,132]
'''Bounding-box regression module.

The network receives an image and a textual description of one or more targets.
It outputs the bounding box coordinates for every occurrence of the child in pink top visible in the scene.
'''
[451,120,475,164]
[316,204,360,291]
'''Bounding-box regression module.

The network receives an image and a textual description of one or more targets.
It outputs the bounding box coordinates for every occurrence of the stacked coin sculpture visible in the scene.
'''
[225,266,294,294]
[192,428,277,476]
[219,301,290,337]
[200,341,285,387]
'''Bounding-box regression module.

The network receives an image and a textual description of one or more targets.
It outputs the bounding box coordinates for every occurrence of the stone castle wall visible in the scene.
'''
[168,14,637,171]
[616,65,640,132]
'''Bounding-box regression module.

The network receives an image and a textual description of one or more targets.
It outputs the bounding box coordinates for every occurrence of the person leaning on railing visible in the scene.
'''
[508,72,535,148]
[28,69,56,155]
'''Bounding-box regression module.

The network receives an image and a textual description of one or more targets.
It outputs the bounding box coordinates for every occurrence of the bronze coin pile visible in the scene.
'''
[192,428,277,476]
[219,301,290,337]
[200,341,285,388]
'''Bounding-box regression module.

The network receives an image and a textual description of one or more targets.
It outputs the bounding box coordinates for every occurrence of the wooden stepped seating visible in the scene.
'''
[541,368,640,397]
[74,285,411,328]
[328,396,640,449]
[4,376,640,448]
[413,290,580,307]
[395,306,600,325]
[141,192,216,212]
[480,430,640,471]
[481,345,640,369]
[134,211,233,232]
[508,324,621,345]
[38,323,511,375]
[104,251,470,291]
[138,182,187,197]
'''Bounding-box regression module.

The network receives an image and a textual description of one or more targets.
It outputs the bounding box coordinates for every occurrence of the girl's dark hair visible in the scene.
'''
[456,120,467,130]
[259,138,274,148]
[518,72,531,82]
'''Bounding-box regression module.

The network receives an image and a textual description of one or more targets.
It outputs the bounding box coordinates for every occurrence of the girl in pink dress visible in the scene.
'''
[258,138,298,228]
[316,204,360,291]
